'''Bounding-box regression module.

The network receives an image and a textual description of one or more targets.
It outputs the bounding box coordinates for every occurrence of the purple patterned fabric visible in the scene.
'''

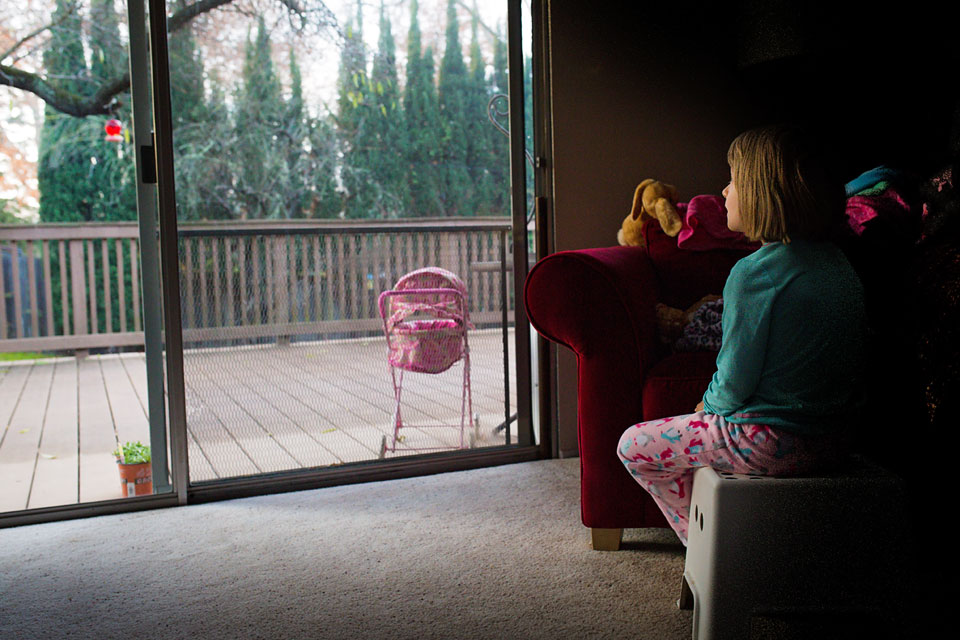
[674,297,724,352]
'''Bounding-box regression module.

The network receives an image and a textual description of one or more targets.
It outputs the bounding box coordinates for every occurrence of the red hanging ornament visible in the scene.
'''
[105,118,123,142]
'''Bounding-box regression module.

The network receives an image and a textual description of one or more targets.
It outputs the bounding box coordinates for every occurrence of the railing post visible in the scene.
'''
[184,239,194,329]
[101,239,112,334]
[273,236,290,345]
[116,239,127,333]
[198,238,208,328]
[9,241,23,339]
[129,238,141,332]
[68,240,88,358]
[0,244,8,339]
[25,240,39,338]
[239,237,249,326]
[86,240,98,335]
[224,236,234,326]
[42,240,54,337]
[58,241,70,337]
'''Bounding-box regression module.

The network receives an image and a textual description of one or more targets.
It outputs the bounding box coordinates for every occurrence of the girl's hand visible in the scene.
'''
[695,401,704,412]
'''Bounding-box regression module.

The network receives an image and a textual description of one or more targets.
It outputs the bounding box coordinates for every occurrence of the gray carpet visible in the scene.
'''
[0,458,692,639]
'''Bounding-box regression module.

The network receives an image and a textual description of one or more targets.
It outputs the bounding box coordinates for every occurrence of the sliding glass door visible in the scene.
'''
[148,0,536,490]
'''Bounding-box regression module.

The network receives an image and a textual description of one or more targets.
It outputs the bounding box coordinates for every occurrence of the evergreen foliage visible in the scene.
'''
[234,17,289,219]
[168,8,233,221]
[281,49,310,219]
[488,24,511,217]
[402,0,444,217]
[337,1,379,219]
[437,0,471,216]
[306,115,342,218]
[465,12,496,216]
[38,0,98,223]
[33,0,528,225]
[368,3,409,218]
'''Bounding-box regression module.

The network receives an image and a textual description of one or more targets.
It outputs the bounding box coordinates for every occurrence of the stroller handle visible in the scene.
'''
[378,288,471,327]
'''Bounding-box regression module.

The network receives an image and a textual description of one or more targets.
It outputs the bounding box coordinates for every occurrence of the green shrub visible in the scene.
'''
[113,441,151,464]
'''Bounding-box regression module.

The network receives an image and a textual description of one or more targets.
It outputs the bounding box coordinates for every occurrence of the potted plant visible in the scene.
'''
[113,441,152,497]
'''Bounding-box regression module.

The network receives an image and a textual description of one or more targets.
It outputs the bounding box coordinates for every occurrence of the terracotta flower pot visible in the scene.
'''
[117,461,152,496]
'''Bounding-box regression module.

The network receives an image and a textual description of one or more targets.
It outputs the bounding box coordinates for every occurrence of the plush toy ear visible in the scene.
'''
[630,181,650,220]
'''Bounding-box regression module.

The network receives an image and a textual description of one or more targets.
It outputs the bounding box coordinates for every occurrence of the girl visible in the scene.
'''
[617,124,866,546]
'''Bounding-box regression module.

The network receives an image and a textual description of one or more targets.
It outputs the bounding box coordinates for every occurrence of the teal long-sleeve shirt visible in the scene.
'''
[701,240,866,436]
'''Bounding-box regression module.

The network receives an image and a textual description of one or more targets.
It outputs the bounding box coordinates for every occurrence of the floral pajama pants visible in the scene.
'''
[617,411,838,546]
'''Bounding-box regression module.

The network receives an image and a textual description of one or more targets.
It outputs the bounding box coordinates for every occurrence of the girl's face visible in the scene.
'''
[722,171,742,233]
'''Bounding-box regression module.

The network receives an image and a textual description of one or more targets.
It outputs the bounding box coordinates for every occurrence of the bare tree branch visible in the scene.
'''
[166,0,235,33]
[0,63,128,117]
[0,0,332,117]
[0,6,76,63]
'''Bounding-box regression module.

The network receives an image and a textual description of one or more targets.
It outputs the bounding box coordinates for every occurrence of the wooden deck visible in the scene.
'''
[0,328,516,513]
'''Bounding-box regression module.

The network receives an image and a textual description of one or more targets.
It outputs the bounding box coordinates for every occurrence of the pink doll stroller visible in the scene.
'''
[378,267,476,458]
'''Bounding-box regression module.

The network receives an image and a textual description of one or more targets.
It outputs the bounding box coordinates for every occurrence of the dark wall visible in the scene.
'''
[549,2,747,254]
[735,0,959,181]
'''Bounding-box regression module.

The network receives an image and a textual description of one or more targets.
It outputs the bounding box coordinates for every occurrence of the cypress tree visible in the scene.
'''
[488,25,511,216]
[234,17,287,219]
[168,2,207,129]
[283,49,309,218]
[167,2,213,220]
[369,2,408,218]
[337,1,378,219]
[307,114,342,218]
[465,10,496,216]
[403,0,443,217]
[86,0,136,222]
[38,0,95,223]
[437,0,471,216]
[192,72,235,221]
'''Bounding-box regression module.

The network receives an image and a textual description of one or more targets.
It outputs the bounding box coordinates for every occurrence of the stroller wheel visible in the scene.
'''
[379,435,388,459]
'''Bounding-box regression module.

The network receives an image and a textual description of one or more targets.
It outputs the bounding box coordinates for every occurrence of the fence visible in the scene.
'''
[0,218,515,354]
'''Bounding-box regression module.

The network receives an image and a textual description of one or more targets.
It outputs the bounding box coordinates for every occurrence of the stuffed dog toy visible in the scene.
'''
[617,178,682,247]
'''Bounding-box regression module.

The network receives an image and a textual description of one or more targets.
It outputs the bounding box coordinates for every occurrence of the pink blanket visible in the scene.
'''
[676,195,760,251]
[845,188,911,236]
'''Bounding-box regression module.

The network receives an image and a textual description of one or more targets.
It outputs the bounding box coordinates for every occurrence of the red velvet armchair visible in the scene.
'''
[524,219,754,549]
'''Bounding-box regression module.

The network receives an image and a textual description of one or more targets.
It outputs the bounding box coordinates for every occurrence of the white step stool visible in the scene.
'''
[679,456,909,639]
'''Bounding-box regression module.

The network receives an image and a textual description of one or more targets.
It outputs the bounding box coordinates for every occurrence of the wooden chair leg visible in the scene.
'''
[678,574,694,610]
[590,527,623,551]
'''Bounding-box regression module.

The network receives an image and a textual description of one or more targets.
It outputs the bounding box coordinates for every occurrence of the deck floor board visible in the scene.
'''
[1,328,517,511]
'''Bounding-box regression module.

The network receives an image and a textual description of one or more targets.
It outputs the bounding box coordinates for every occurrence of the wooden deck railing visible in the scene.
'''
[0,218,515,354]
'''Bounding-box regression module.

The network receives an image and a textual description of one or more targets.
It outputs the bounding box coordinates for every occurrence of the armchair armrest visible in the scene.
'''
[525,246,660,375]
[524,246,665,528]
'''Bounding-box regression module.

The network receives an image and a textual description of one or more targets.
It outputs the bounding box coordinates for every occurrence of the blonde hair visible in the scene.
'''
[727,125,844,243]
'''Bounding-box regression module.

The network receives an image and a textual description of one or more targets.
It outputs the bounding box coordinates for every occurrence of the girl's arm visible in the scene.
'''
[701,262,775,415]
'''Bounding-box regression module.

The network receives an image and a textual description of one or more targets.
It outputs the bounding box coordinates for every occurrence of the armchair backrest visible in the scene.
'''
[641,219,755,309]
